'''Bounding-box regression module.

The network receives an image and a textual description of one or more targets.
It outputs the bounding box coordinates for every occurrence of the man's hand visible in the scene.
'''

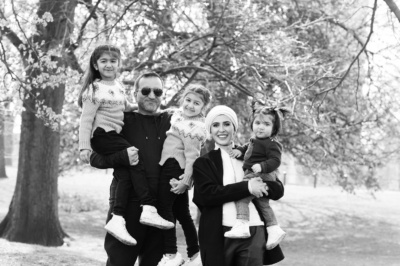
[79,149,91,164]
[249,177,269,198]
[127,146,139,166]
[251,163,262,173]
[230,149,242,158]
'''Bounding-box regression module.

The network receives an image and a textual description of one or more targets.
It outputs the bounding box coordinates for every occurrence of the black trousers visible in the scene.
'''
[158,158,199,258]
[105,180,163,266]
[91,127,155,216]
[223,226,266,266]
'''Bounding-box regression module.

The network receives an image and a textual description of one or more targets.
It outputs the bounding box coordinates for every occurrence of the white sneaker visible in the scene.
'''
[224,219,251,239]
[157,253,184,266]
[140,205,175,229]
[183,252,202,266]
[104,215,136,246]
[266,225,286,250]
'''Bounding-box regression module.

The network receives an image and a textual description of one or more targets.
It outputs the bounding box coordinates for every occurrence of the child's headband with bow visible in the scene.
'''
[251,101,291,120]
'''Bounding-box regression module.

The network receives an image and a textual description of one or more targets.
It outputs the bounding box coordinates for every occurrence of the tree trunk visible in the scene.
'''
[0,0,77,246]
[0,107,6,178]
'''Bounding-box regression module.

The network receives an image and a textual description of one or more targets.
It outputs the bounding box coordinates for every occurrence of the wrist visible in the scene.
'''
[248,180,253,194]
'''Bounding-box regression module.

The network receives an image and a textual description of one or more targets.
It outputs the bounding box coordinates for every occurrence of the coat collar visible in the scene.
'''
[207,148,223,184]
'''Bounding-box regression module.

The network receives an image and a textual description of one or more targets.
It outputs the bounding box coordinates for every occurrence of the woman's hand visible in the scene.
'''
[249,177,269,198]
[79,149,91,164]
[251,163,262,173]
[127,147,139,165]
[170,179,189,194]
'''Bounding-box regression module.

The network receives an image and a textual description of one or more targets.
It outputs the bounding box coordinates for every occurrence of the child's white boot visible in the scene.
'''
[140,205,175,229]
[157,252,184,266]
[266,225,286,250]
[104,214,136,245]
[183,252,202,266]
[224,219,251,238]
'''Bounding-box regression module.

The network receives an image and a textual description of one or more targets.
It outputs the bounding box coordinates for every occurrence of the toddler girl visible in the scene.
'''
[225,102,289,250]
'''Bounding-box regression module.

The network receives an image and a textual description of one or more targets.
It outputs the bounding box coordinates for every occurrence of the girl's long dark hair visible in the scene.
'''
[78,45,121,107]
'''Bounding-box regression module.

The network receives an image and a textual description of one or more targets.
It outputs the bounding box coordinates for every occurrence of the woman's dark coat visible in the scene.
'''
[192,148,285,266]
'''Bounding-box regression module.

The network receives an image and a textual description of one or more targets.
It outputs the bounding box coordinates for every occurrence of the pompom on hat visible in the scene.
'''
[205,105,239,136]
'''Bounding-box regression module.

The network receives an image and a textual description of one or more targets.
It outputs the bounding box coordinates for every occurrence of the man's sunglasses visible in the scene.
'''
[140,87,163,97]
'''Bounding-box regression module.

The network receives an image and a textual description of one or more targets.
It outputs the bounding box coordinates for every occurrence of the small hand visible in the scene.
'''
[127,146,139,166]
[249,177,268,198]
[230,149,242,158]
[125,102,138,112]
[79,149,91,164]
[251,164,262,173]
[169,178,179,187]
[170,180,188,194]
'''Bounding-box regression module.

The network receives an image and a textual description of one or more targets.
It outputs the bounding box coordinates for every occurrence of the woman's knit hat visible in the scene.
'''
[205,105,238,135]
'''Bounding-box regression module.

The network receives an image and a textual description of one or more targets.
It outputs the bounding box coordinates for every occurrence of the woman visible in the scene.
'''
[192,105,285,266]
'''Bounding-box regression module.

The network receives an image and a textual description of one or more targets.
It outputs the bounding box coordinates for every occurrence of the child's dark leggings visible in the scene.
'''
[157,158,199,258]
[235,170,278,227]
[91,127,155,216]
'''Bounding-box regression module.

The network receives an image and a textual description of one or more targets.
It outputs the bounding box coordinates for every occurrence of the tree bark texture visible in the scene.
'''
[0,0,77,246]
[0,107,6,178]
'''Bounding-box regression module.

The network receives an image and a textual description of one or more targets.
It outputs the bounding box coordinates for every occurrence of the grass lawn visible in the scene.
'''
[1,166,400,266]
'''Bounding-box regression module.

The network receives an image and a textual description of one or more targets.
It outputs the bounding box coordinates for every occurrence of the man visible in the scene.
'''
[90,72,173,266]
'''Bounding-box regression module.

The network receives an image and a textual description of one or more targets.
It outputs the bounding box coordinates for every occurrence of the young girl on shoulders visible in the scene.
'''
[157,84,212,266]
[225,101,289,250]
[78,44,173,246]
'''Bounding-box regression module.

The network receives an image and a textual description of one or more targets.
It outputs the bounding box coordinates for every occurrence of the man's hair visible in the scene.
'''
[134,72,164,92]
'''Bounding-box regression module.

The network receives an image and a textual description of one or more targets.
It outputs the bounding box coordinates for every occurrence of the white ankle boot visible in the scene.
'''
[104,214,136,245]
[183,252,202,266]
[224,219,251,238]
[157,252,184,266]
[140,205,175,229]
[266,225,286,250]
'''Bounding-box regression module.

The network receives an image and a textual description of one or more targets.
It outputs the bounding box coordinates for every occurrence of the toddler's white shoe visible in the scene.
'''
[266,225,286,250]
[140,205,175,229]
[224,219,251,239]
[104,214,136,246]
[183,252,202,266]
[157,253,184,266]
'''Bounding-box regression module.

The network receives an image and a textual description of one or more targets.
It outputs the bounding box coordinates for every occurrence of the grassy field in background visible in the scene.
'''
[1,166,400,266]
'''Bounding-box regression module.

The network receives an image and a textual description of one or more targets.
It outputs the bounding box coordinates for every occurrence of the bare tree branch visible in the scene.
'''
[383,0,400,23]
[75,0,102,48]
[0,9,24,55]
[316,0,378,96]
[162,65,252,96]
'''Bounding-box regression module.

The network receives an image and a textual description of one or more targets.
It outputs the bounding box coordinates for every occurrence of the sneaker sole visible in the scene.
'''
[140,219,174,230]
[266,233,286,250]
[224,233,251,239]
[105,227,137,246]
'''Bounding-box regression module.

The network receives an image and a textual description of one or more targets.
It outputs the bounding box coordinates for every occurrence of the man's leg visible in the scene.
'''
[138,226,164,266]
[104,199,140,266]
[105,187,163,266]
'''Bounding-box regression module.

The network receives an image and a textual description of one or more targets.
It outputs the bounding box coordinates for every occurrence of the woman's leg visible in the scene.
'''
[224,226,265,266]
